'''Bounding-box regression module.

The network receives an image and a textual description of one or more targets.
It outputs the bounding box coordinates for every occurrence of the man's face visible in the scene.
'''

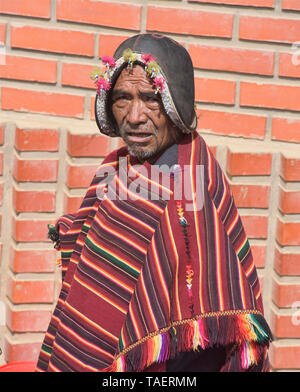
[111,65,179,162]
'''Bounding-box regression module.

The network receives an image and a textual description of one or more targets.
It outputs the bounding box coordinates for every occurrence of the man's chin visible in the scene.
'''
[127,145,156,161]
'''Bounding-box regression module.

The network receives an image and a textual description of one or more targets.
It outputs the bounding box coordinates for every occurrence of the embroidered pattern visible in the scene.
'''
[176,200,194,317]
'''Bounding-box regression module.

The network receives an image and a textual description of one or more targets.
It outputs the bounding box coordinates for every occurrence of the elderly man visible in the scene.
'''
[36,34,272,372]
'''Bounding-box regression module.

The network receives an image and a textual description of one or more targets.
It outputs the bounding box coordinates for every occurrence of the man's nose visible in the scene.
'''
[127,99,147,125]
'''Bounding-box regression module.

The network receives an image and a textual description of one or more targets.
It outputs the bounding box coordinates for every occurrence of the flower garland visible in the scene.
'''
[90,49,165,95]
[90,55,116,94]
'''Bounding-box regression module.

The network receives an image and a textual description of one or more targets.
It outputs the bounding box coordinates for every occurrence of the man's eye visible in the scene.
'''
[114,95,128,102]
[112,96,131,106]
[145,96,159,103]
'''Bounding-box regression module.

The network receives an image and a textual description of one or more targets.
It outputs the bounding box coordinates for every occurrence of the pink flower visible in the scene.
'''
[95,78,111,94]
[101,56,116,68]
[153,77,165,93]
[142,53,157,64]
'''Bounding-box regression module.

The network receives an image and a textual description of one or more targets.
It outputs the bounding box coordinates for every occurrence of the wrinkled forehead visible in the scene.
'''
[113,64,155,91]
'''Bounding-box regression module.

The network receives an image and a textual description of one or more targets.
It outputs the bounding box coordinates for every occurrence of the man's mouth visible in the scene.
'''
[126,132,154,143]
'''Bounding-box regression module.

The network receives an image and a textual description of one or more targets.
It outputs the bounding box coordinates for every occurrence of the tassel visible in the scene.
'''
[247,313,270,343]
[47,224,60,249]
[146,338,154,368]
[153,334,163,363]
[116,356,125,372]
[197,318,209,349]
[158,333,169,363]
[240,341,258,369]
[193,319,200,350]
[237,313,257,342]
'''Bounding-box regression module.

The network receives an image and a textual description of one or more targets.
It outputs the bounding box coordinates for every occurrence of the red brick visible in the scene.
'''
[282,0,300,10]
[188,0,274,6]
[64,193,84,214]
[274,248,300,276]
[0,55,57,83]
[251,245,266,269]
[270,343,300,370]
[6,307,52,332]
[189,45,274,76]
[10,247,55,273]
[272,278,300,307]
[13,156,58,182]
[279,52,300,79]
[0,22,6,44]
[227,151,272,176]
[276,220,300,246]
[240,215,268,239]
[57,0,141,31]
[240,82,300,112]
[2,87,84,119]
[12,217,53,242]
[11,25,94,57]
[7,277,54,303]
[195,78,236,105]
[197,109,266,139]
[271,310,300,339]
[4,338,42,363]
[279,188,300,214]
[99,35,131,58]
[230,184,270,208]
[13,188,56,213]
[62,63,95,89]
[67,132,111,157]
[146,6,233,38]
[239,16,300,44]
[272,117,300,143]
[280,155,300,182]
[15,128,59,152]
[66,163,99,189]
[0,0,51,18]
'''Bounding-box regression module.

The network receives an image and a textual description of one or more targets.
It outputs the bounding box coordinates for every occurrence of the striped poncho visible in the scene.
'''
[36,132,272,372]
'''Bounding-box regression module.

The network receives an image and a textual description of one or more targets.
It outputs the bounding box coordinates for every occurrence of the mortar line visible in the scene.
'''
[50,0,56,22]
[140,0,148,33]
[263,151,281,327]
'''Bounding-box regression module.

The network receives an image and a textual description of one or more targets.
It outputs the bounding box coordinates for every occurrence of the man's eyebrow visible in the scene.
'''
[111,89,128,98]
[140,90,157,98]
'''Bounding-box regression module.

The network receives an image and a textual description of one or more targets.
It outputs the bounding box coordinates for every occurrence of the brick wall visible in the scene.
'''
[0,0,300,371]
